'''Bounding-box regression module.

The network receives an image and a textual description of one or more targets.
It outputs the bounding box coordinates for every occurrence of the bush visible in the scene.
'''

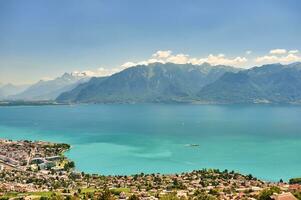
[64,161,75,171]
[128,194,139,200]
[290,178,301,184]
[258,186,281,200]
[98,188,116,200]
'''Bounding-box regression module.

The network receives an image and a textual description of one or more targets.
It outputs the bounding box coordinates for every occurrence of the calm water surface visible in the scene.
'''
[0,104,300,181]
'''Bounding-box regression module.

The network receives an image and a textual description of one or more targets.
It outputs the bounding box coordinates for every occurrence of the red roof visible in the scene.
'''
[271,192,298,200]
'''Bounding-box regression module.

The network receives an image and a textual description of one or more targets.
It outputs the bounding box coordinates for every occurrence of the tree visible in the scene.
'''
[194,190,217,200]
[64,161,75,171]
[258,186,281,200]
[247,174,253,180]
[98,188,116,200]
[128,194,139,200]
[290,178,301,184]
[208,189,219,196]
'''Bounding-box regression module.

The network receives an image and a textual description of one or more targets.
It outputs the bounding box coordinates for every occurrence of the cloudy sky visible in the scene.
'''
[0,0,301,84]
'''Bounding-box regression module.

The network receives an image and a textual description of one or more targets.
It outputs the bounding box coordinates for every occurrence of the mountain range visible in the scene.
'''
[57,63,240,103]
[10,73,90,101]
[198,62,301,104]
[57,62,301,104]
[2,62,301,104]
[0,83,29,100]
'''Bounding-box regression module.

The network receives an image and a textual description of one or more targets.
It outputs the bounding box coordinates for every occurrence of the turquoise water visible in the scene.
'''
[0,104,301,181]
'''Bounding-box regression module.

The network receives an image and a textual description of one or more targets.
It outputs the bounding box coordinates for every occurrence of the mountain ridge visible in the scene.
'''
[11,72,90,101]
[57,62,301,104]
[0,83,29,100]
[57,62,240,103]
[5,62,300,104]
[198,63,301,104]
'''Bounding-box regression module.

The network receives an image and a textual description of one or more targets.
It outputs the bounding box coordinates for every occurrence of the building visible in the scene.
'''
[271,192,298,200]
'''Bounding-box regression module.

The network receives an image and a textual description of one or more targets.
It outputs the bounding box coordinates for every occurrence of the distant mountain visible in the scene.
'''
[198,63,301,104]
[0,83,29,100]
[57,62,239,103]
[12,73,90,101]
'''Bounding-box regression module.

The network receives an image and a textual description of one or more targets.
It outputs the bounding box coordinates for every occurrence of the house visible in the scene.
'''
[38,161,55,170]
[271,192,298,200]
[289,184,301,192]
[46,155,61,161]
[30,157,45,165]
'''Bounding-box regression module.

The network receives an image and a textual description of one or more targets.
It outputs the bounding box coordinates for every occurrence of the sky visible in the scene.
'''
[0,0,301,84]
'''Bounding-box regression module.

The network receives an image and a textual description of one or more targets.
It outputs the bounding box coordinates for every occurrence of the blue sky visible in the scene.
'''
[0,0,301,84]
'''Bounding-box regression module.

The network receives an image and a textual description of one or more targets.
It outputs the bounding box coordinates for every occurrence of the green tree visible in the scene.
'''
[208,189,219,196]
[128,194,139,200]
[290,178,301,184]
[64,161,75,171]
[98,188,115,200]
[258,186,281,200]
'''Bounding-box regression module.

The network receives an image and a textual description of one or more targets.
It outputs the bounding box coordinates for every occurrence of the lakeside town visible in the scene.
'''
[0,139,301,200]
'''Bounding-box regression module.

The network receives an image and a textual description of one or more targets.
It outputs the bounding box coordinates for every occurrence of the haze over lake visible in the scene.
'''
[0,104,301,181]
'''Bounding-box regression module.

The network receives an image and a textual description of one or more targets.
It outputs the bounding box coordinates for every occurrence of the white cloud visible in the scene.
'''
[120,62,137,68]
[72,70,96,77]
[255,54,301,64]
[76,50,248,78]
[152,50,172,58]
[255,48,301,64]
[41,77,53,81]
[119,50,248,68]
[289,50,299,54]
[196,54,247,66]
[166,54,190,64]
[73,67,124,78]
[76,48,301,78]
[269,49,287,54]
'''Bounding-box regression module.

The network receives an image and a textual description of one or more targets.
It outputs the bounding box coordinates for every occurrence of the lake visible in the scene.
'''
[0,104,300,181]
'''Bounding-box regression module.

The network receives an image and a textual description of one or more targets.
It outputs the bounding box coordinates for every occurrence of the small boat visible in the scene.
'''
[184,144,200,147]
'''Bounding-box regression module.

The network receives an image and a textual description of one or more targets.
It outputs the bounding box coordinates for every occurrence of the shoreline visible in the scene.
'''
[0,136,297,183]
[1,100,301,107]
[1,139,301,199]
